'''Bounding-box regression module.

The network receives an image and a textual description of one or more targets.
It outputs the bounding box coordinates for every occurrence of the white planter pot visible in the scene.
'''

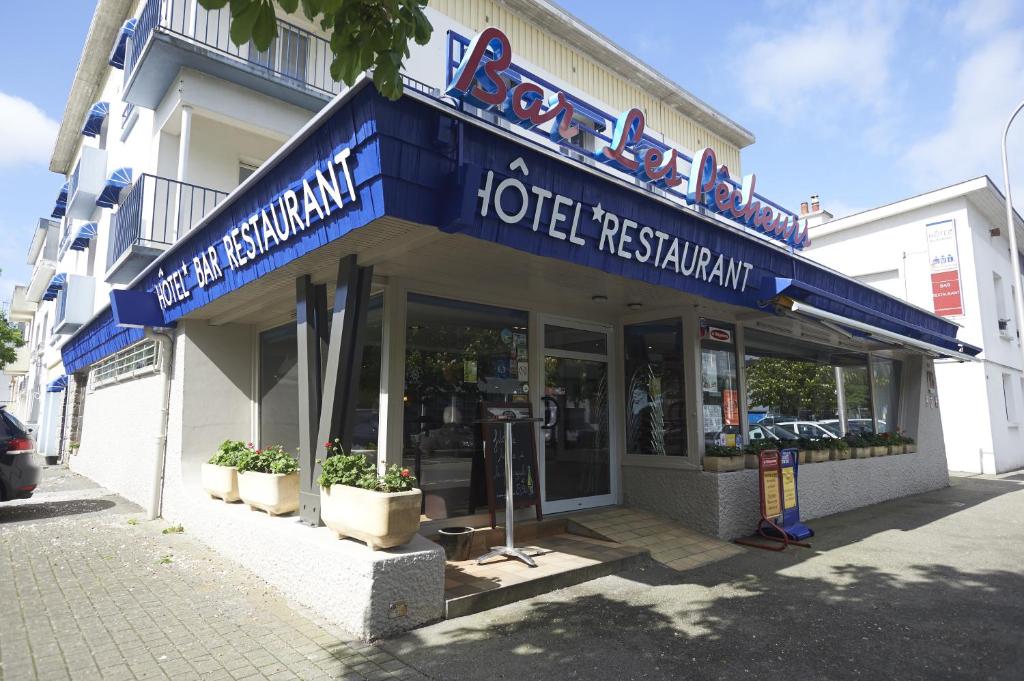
[201,463,240,502]
[320,485,422,550]
[238,471,299,516]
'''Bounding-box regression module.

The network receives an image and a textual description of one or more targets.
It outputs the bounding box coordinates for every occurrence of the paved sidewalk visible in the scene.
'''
[386,475,1024,681]
[0,466,427,681]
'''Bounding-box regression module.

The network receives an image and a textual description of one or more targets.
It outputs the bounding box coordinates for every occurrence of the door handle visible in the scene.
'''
[542,395,558,429]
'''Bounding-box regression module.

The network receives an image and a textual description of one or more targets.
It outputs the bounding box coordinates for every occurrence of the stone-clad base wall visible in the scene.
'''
[624,450,949,540]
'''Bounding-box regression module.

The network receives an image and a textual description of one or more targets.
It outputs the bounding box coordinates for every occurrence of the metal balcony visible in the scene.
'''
[106,174,227,285]
[123,0,341,111]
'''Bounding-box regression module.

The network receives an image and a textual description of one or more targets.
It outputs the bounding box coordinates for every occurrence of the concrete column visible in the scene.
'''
[176,105,192,183]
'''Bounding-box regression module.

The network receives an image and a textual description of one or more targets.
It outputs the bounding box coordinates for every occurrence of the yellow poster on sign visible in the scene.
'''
[782,468,797,509]
[762,469,782,518]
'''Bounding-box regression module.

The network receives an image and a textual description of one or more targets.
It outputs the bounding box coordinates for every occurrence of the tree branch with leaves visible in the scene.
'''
[198,0,433,100]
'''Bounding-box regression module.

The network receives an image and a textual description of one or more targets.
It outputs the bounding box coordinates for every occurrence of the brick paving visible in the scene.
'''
[0,467,430,681]
[570,506,744,570]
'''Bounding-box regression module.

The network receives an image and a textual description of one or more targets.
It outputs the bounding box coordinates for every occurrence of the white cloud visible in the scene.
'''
[0,92,59,169]
[902,30,1024,196]
[731,1,904,124]
[945,0,1017,36]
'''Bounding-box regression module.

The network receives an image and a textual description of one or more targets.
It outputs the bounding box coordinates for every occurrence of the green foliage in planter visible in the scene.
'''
[379,464,417,492]
[844,434,869,449]
[831,438,849,451]
[317,449,418,492]
[318,452,377,489]
[208,439,251,466]
[237,444,298,475]
[705,444,742,457]
[744,442,766,455]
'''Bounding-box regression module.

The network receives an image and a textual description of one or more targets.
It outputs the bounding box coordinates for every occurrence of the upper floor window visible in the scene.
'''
[249,26,308,82]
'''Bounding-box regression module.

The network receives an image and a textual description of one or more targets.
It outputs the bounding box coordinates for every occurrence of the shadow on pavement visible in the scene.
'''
[380,477,1024,680]
[383,560,1023,681]
[0,498,117,524]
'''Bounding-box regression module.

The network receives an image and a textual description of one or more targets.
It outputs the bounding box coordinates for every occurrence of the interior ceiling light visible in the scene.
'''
[627,302,643,310]
[591,295,608,303]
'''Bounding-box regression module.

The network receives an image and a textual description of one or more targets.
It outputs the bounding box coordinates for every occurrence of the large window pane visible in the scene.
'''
[260,324,299,452]
[260,295,384,455]
[403,294,529,520]
[871,358,901,434]
[352,295,384,452]
[700,320,739,447]
[624,319,686,456]
[842,365,874,434]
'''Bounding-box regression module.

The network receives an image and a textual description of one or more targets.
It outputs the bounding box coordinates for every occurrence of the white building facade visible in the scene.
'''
[806,177,1024,474]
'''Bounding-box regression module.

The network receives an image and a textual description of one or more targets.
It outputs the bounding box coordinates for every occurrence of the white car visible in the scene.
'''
[774,421,838,440]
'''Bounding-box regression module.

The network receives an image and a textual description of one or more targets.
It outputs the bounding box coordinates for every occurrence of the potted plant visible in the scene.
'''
[805,439,830,463]
[829,438,850,461]
[846,434,871,459]
[743,442,763,469]
[864,433,887,457]
[237,444,300,516]
[902,433,917,454]
[704,445,745,472]
[318,439,422,550]
[201,439,249,502]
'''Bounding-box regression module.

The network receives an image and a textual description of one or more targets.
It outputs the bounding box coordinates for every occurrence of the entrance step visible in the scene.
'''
[443,533,648,619]
[569,507,744,571]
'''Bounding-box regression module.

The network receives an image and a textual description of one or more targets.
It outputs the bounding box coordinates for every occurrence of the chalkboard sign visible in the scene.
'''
[480,403,543,528]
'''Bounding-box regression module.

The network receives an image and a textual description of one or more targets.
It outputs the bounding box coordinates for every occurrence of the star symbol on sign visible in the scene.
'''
[592,203,606,223]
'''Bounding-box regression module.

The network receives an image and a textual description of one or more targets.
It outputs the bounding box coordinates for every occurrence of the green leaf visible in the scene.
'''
[251,3,278,51]
[229,1,262,46]
[229,0,254,16]
[278,0,299,13]
[197,0,230,9]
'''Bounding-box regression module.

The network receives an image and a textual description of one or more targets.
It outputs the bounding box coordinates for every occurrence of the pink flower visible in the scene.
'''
[324,441,332,447]
[400,469,410,478]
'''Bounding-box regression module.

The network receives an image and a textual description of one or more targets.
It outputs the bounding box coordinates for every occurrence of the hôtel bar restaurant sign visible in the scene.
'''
[446,27,811,250]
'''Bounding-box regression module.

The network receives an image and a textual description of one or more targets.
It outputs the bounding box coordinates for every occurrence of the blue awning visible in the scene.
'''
[82,101,109,137]
[108,18,137,69]
[69,222,98,251]
[46,375,68,393]
[42,273,67,301]
[51,182,69,219]
[96,167,133,208]
[773,277,982,359]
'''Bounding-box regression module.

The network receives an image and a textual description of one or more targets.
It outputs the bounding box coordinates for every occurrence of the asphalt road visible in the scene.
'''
[384,474,1024,681]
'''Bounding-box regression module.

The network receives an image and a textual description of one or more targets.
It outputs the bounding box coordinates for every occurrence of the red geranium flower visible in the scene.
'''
[324,441,332,447]
[400,469,410,478]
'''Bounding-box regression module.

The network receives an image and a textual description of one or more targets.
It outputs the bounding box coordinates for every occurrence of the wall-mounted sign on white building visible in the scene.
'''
[925,219,964,317]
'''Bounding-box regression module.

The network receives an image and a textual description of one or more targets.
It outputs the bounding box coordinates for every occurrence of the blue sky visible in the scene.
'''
[3,0,1024,301]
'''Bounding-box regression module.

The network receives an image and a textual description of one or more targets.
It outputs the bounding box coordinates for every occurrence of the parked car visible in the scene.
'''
[0,407,40,501]
[774,421,838,440]
[748,423,800,442]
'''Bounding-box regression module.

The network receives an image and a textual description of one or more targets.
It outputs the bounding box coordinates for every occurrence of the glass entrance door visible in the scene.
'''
[540,321,615,513]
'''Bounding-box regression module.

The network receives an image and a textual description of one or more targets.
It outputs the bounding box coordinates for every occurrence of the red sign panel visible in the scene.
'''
[930,270,963,317]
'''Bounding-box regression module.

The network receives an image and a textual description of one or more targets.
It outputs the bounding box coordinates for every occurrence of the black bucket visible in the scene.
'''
[437,526,474,561]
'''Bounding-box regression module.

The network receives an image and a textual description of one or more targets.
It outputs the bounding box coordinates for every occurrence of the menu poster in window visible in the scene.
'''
[477,403,543,528]
[702,352,718,393]
[722,389,739,426]
[703,404,723,433]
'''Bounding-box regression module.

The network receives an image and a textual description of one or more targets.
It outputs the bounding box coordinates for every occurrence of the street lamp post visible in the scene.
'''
[1000,98,1024,370]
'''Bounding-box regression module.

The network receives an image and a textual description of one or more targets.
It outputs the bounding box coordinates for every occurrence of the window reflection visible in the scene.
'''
[700,320,739,447]
[624,319,685,456]
[402,294,529,520]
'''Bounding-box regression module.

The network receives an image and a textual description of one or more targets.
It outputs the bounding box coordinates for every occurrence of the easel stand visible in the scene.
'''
[734,517,812,552]
[734,449,811,552]
[476,417,542,568]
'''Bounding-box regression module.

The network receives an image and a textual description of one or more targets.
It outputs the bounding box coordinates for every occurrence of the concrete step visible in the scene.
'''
[444,534,649,619]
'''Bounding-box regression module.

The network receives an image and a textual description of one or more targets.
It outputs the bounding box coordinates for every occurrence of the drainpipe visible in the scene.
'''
[146,328,176,521]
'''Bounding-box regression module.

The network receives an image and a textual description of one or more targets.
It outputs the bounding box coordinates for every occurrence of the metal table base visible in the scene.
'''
[476,416,542,568]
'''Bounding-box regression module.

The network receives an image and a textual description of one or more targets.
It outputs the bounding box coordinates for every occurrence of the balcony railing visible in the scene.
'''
[126,0,341,98]
[107,174,227,271]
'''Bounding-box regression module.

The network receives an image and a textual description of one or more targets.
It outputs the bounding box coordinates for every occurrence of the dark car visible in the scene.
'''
[0,407,40,501]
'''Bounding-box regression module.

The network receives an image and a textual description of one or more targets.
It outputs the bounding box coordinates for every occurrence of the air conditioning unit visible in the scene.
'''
[66,146,108,220]
[53,274,96,335]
